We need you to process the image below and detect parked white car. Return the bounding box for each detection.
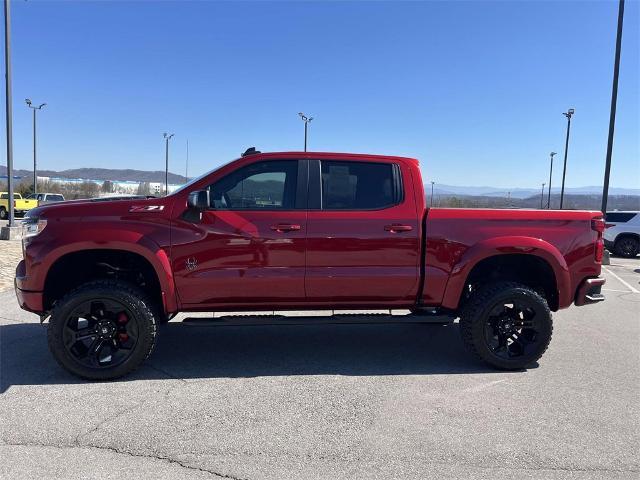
[26,193,65,204]
[604,211,640,258]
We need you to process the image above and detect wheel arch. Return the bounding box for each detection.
[441,236,570,311]
[614,231,640,243]
[41,241,177,314]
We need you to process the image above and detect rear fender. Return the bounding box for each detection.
[441,236,570,310]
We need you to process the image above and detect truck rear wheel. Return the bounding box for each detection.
[459,282,553,370]
[0,207,7,220]
[47,280,158,380]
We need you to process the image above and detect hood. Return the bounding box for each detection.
[27,196,171,219]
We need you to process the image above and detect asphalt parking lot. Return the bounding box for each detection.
[0,247,638,479]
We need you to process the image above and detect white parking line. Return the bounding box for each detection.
[603,267,640,294]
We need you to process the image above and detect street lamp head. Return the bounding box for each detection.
[550,152,557,157]
[39,103,46,109]
[25,98,31,106]
[568,108,575,115]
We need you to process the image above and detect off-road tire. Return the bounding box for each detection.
[614,236,640,258]
[48,280,158,380]
[459,281,553,370]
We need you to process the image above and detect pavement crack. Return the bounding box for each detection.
[74,400,145,445]
[0,441,249,479]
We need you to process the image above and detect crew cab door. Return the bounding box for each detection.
[305,159,421,304]
[171,159,307,308]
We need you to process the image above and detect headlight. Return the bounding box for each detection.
[22,217,47,241]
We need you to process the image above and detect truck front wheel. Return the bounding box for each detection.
[459,282,553,370]
[47,280,158,380]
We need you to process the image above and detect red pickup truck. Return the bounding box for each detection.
[15,150,606,379]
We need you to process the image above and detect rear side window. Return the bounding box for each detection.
[208,160,299,210]
[605,212,637,223]
[48,195,64,202]
[320,161,400,210]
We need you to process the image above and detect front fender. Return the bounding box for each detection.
[440,236,571,310]
[29,227,177,314]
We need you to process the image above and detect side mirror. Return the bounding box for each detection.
[187,190,209,211]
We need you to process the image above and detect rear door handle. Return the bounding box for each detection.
[270,223,301,232]
[384,224,413,233]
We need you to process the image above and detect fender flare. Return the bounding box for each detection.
[39,232,178,314]
[440,236,571,310]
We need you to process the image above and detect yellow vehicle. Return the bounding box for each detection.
[0,192,39,220]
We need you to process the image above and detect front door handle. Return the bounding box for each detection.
[384,224,413,233]
[270,223,301,232]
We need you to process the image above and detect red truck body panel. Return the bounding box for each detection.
[423,208,602,310]
[15,151,604,316]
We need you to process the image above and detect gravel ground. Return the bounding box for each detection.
[0,238,21,292]
[0,238,638,479]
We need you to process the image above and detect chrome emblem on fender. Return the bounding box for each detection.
[186,257,198,271]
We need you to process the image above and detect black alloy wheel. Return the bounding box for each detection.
[48,280,158,380]
[62,299,139,369]
[614,237,639,258]
[483,300,541,360]
[460,282,553,370]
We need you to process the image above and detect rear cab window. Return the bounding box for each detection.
[320,160,402,210]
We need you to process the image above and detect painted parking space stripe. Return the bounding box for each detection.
[603,267,640,294]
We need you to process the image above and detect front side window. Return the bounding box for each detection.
[321,161,397,210]
[208,160,298,210]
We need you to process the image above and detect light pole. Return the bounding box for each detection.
[298,112,313,152]
[601,0,625,215]
[430,181,435,207]
[3,0,15,228]
[559,108,575,209]
[540,183,546,209]
[163,133,174,195]
[547,152,556,209]
[25,99,46,195]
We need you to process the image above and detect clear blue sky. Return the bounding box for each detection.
[2,0,638,189]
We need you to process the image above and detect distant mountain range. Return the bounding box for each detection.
[0,165,637,197]
[0,166,188,185]
[428,183,640,199]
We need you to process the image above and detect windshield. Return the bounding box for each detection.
[170,160,233,195]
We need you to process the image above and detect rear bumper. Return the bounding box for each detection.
[575,277,606,306]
